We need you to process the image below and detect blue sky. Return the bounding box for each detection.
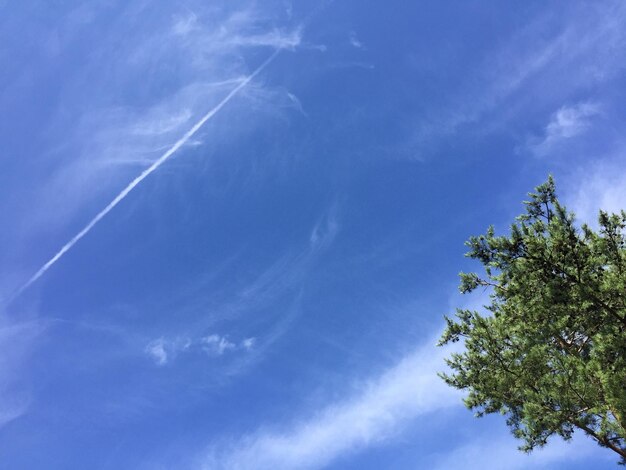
[1,1,626,468]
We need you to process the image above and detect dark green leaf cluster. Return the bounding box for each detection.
[439,176,626,464]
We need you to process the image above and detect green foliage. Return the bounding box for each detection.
[439,176,626,464]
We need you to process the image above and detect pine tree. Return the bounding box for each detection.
[439,176,626,463]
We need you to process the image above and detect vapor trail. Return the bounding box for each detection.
[11,49,280,302]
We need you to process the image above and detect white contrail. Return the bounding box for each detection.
[11,49,280,302]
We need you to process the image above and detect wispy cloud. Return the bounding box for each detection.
[565,155,626,225]
[544,103,600,140]
[145,334,256,366]
[286,91,307,116]
[241,337,256,350]
[145,336,193,366]
[431,431,610,470]
[1,1,304,299]
[527,102,601,157]
[142,207,339,370]
[0,315,45,428]
[230,28,302,50]
[130,108,194,137]
[309,205,340,250]
[201,334,461,470]
[202,334,236,356]
[172,8,302,51]
[349,31,363,49]
[145,338,171,365]
[11,40,284,302]
[406,2,626,155]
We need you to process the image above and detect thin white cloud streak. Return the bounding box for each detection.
[286,91,307,116]
[11,49,281,303]
[230,28,302,49]
[201,336,461,470]
[309,205,339,250]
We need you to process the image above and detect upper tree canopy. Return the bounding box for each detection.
[439,177,626,464]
